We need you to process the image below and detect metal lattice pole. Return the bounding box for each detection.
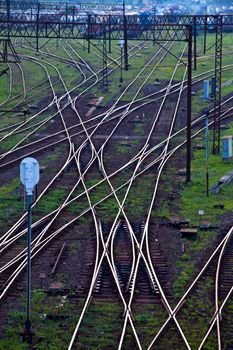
[6,0,10,39]
[87,14,91,54]
[123,2,128,70]
[193,16,197,70]
[204,15,207,54]
[102,26,108,90]
[108,14,111,53]
[212,16,223,154]
[36,2,40,52]
[186,25,193,183]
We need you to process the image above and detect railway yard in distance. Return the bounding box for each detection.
[1,3,233,350]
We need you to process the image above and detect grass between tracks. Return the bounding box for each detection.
[141,122,233,349]
[174,121,233,298]
[0,291,124,350]
[0,146,66,233]
[0,178,23,234]
[0,64,10,103]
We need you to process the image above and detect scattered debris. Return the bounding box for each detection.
[85,106,96,117]
[169,216,190,228]
[153,79,161,86]
[220,124,229,130]
[86,97,104,117]
[199,221,212,231]
[210,169,233,193]
[48,282,64,294]
[46,314,69,320]
[194,143,205,150]
[180,227,198,238]
[51,242,66,275]
[177,168,186,176]
[28,104,38,110]
[39,272,46,288]
[39,166,46,174]
[214,203,225,209]
[88,96,104,107]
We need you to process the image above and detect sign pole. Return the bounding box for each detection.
[205,110,209,197]
[25,192,32,336]
[20,157,40,343]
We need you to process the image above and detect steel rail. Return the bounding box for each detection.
[0,36,152,258]
[0,38,149,157]
[0,106,231,307]
[68,39,189,349]
[0,35,186,348]
[1,79,233,250]
[1,36,233,350]
[0,63,12,108]
[1,94,233,256]
[123,44,191,350]
[2,55,233,166]
[197,229,233,349]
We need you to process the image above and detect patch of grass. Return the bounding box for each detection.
[36,188,66,214]
[1,292,123,350]
[133,122,145,136]
[0,177,23,233]
[177,277,216,349]
[0,65,10,103]
[70,241,79,255]
[180,123,233,225]
[0,133,28,152]
[116,141,131,154]
[124,173,155,219]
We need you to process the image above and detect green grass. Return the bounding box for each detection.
[172,121,233,298]
[123,174,155,219]
[177,276,216,349]
[0,64,10,103]
[0,291,123,350]
[180,124,233,225]
[0,177,23,233]
[115,139,140,155]
[0,133,28,152]
[0,147,69,233]
[36,188,66,215]
[0,290,77,350]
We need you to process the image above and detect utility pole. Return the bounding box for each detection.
[212,15,223,155]
[6,0,10,39]
[102,25,108,90]
[193,16,197,70]
[186,25,192,183]
[205,110,209,196]
[123,1,129,70]
[87,14,91,54]
[108,14,111,54]
[119,39,124,85]
[36,2,40,52]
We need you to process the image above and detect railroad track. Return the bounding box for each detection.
[0,34,233,350]
[67,40,192,349]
